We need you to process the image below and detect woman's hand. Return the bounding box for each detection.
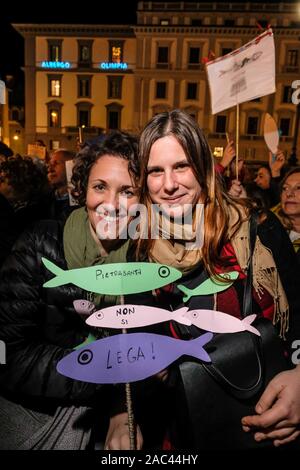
[104,412,143,450]
[241,366,300,446]
[228,179,247,199]
[220,140,236,169]
[269,150,285,178]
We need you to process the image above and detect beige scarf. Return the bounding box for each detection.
[150,205,289,337]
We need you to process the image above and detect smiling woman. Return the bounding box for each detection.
[123,109,300,450]
[86,156,138,246]
[0,131,143,450]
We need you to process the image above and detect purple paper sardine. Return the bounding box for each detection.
[57,332,213,384]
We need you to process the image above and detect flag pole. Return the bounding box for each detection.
[120,294,136,450]
[235,104,240,181]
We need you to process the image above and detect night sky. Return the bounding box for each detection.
[0,0,138,76]
[0,0,298,101]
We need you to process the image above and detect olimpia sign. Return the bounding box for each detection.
[100,62,128,70]
[41,61,71,69]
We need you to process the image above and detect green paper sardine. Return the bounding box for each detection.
[42,257,182,295]
[177,271,239,302]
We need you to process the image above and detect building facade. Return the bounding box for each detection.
[14,1,300,161]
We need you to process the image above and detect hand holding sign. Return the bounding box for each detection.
[268,149,285,177]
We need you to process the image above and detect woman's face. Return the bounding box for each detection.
[0,173,15,201]
[86,155,138,240]
[281,173,300,218]
[254,167,271,190]
[146,135,201,218]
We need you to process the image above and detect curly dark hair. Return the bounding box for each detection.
[0,155,49,202]
[71,131,140,206]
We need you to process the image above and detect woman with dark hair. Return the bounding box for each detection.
[125,109,300,450]
[0,131,142,450]
[253,150,285,209]
[0,155,50,266]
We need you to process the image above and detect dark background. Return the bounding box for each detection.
[0,0,139,76]
[0,0,297,103]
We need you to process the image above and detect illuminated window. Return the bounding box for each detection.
[109,41,124,64]
[47,101,62,128]
[112,46,121,63]
[51,80,61,97]
[50,110,59,127]
[50,140,60,150]
[48,40,62,62]
[48,75,62,97]
[213,147,224,158]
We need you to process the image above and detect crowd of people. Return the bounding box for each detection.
[0,110,300,450]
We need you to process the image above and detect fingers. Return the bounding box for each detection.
[255,376,284,414]
[254,425,298,443]
[228,180,246,198]
[104,422,143,450]
[274,429,300,447]
[242,404,288,430]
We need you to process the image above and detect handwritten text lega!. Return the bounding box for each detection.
[106,343,155,369]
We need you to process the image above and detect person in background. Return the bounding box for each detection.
[0,155,50,266]
[253,150,286,208]
[0,141,13,163]
[47,149,76,220]
[273,168,300,262]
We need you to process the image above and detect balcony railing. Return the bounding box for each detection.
[63,126,101,134]
[156,62,173,70]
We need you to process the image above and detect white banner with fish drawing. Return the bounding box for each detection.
[206,29,275,114]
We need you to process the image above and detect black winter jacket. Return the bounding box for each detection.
[0,219,114,409]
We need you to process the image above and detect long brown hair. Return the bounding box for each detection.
[137,109,249,275]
